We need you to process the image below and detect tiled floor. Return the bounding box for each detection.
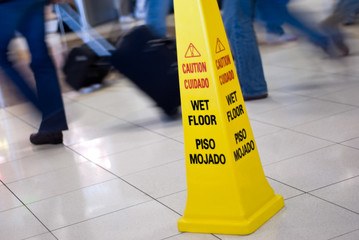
[1,2,359,240]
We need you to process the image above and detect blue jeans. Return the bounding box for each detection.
[0,0,68,133]
[255,0,291,35]
[222,0,268,97]
[331,0,359,22]
[145,0,173,38]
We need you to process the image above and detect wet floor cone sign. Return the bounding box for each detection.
[174,0,284,235]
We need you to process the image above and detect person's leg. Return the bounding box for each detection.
[222,0,268,99]
[145,0,172,38]
[262,0,327,47]
[320,0,356,55]
[18,0,68,135]
[119,0,133,15]
[118,0,135,22]
[345,0,359,24]
[0,1,41,109]
[334,0,359,22]
[256,0,285,35]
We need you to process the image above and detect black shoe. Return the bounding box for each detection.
[30,131,63,145]
[331,34,350,56]
[243,93,268,101]
[163,106,180,119]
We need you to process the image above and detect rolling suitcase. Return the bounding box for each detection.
[57,3,181,116]
[63,45,111,90]
[110,25,181,116]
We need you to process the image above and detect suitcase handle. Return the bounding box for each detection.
[146,39,177,53]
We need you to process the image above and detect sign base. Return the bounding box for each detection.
[178,194,283,235]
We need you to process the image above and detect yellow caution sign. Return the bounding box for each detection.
[174,0,284,235]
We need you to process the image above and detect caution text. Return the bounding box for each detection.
[216,55,231,70]
[188,115,217,126]
[190,153,226,164]
[233,140,255,161]
[191,99,209,111]
[182,62,207,74]
[234,128,247,144]
[184,78,209,89]
[225,91,238,106]
[227,104,244,122]
[219,70,234,85]
[195,138,215,149]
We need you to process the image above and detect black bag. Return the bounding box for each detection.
[63,44,112,91]
[110,25,181,117]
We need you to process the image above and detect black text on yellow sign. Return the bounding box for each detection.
[174,0,284,235]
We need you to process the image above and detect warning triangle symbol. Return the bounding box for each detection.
[185,43,201,58]
[215,38,225,53]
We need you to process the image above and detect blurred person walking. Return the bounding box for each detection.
[256,0,330,49]
[321,0,359,55]
[0,0,68,145]
[255,0,297,44]
[222,0,268,100]
[145,0,172,38]
[255,0,349,56]
[117,0,136,23]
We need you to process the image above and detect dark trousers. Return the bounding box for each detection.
[0,0,68,133]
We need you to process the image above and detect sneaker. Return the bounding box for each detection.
[30,131,63,145]
[266,33,297,44]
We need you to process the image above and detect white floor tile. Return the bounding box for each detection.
[158,191,187,216]
[123,160,187,198]
[262,65,327,91]
[264,145,359,192]
[0,148,87,183]
[75,84,154,118]
[0,109,12,120]
[52,200,180,240]
[342,138,359,149]
[252,99,354,128]
[28,179,152,230]
[126,114,184,138]
[267,178,304,200]
[0,117,35,145]
[255,129,332,165]
[92,138,185,177]
[64,102,119,129]
[331,230,359,240]
[0,185,22,212]
[249,120,282,139]
[217,194,359,240]
[5,102,36,116]
[7,161,115,204]
[294,108,359,143]
[0,139,31,163]
[244,91,308,116]
[274,73,359,98]
[318,83,359,107]
[62,119,133,146]
[25,233,57,240]
[0,207,48,240]
[311,176,359,213]
[69,125,166,160]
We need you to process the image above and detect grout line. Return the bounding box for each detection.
[0,180,59,240]
[308,192,359,216]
